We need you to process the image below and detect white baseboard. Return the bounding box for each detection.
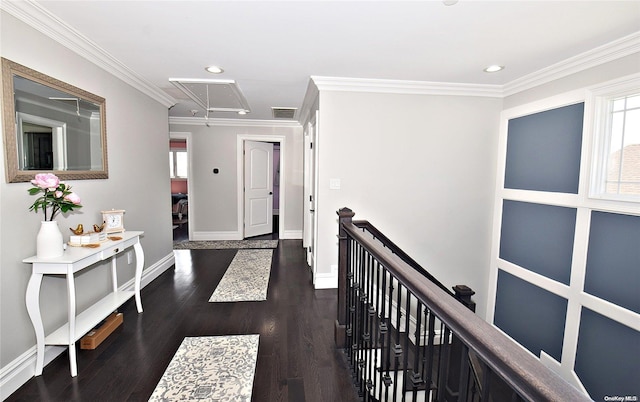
[281,230,302,239]
[0,345,64,401]
[314,272,337,289]
[192,231,242,240]
[0,251,175,400]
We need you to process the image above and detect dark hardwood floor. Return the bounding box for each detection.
[7,236,359,401]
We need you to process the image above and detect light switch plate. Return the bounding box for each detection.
[329,178,341,190]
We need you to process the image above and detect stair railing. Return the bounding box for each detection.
[335,208,589,402]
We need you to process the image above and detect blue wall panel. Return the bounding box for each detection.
[505,103,584,193]
[494,270,567,361]
[575,308,640,400]
[500,200,575,284]
[585,211,640,314]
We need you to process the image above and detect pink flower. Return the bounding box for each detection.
[64,192,82,205]
[30,173,59,190]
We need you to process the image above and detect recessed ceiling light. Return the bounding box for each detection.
[205,65,224,74]
[238,110,248,115]
[484,65,504,73]
[443,0,458,5]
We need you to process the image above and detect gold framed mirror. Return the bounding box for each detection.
[1,58,108,183]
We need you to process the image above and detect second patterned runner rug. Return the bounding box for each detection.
[209,249,273,302]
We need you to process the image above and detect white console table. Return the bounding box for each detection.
[23,231,144,377]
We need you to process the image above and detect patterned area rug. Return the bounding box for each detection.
[209,249,273,302]
[173,239,279,249]
[149,335,259,401]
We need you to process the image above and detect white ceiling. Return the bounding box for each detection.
[16,1,640,121]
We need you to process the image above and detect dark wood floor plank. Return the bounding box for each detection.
[7,239,359,402]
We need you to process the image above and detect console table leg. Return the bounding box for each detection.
[111,256,118,292]
[25,273,44,376]
[133,242,144,313]
[67,268,78,377]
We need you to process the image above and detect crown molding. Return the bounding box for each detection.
[311,76,504,98]
[311,32,640,100]
[169,116,302,128]
[1,0,176,108]
[503,31,640,97]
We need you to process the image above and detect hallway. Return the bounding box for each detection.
[7,241,358,401]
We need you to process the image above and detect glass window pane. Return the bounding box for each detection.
[626,94,640,109]
[176,151,188,177]
[606,100,640,196]
[169,152,175,178]
[612,97,626,112]
[623,109,640,146]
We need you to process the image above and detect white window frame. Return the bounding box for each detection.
[588,74,640,203]
[169,148,188,179]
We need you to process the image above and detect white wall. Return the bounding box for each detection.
[313,90,502,317]
[168,121,304,240]
[0,10,173,390]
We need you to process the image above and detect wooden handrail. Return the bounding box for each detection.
[337,208,590,402]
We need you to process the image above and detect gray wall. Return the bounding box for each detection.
[1,10,173,373]
[313,90,503,317]
[167,122,303,239]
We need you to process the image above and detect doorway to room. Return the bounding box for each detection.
[170,132,191,242]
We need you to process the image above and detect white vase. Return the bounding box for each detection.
[36,221,64,259]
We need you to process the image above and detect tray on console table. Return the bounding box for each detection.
[23,231,144,377]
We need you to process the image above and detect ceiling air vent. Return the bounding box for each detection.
[272,107,297,119]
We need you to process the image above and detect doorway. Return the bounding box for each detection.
[237,135,285,240]
[170,132,192,242]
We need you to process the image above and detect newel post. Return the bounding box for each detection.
[453,284,476,312]
[445,284,477,400]
[335,207,355,348]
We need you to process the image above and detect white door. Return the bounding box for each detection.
[244,141,273,238]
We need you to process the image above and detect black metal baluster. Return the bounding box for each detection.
[378,265,388,402]
[356,242,365,396]
[480,360,491,402]
[363,250,372,401]
[392,280,403,402]
[425,310,436,397]
[437,326,451,402]
[402,291,411,402]
[410,301,424,402]
[383,275,395,401]
[457,343,471,401]
[348,240,358,373]
[345,238,354,365]
[350,241,360,390]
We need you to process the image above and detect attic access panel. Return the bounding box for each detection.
[169,78,250,113]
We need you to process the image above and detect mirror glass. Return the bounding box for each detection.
[1,58,108,182]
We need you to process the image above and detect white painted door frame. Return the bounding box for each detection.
[303,117,319,268]
[169,131,193,240]
[243,140,274,238]
[237,134,286,239]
